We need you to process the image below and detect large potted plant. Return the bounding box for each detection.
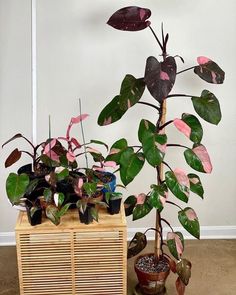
[3,113,118,226]
[98,6,225,294]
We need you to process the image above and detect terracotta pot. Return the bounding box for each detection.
[134,253,170,295]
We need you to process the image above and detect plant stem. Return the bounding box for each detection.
[177,66,196,75]
[79,99,88,169]
[159,120,173,130]
[21,150,34,159]
[166,94,192,99]
[162,161,173,172]
[149,26,163,51]
[137,101,160,112]
[166,200,182,211]
[167,144,189,149]
[161,218,174,232]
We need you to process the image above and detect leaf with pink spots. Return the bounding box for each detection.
[188,173,204,198]
[194,56,225,84]
[167,231,184,259]
[107,6,151,31]
[178,207,200,239]
[149,183,168,211]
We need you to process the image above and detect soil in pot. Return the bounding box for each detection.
[107,198,121,215]
[25,200,42,226]
[135,254,170,295]
[94,171,116,193]
[78,204,95,225]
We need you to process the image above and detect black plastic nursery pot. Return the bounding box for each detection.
[25,200,42,226]
[107,198,121,215]
[134,253,170,295]
[78,204,95,225]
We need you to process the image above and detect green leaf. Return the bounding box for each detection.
[90,139,108,151]
[57,203,71,218]
[167,232,184,260]
[83,182,97,196]
[191,90,221,125]
[176,258,192,286]
[188,174,204,198]
[43,188,53,203]
[119,75,145,111]
[6,173,30,205]
[128,232,147,259]
[184,145,212,173]
[133,203,152,221]
[138,119,156,143]
[56,168,69,182]
[105,138,128,163]
[46,205,60,225]
[5,148,22,168]
[124,195,137,216]
[165,170,189,203]
[120,148,145,186]
[194,57,225,84]
[57,192,65,208]
[149,184,168,211]
[178,207,200,239]
[25,178,40,196]
[40,154,59,167]
[98,95,125,126]
[90,207,98,222]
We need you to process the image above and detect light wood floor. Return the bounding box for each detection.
[0,240,235,294]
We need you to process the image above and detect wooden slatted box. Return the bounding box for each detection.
[15,206,127,295]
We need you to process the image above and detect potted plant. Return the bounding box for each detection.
[3,113,119,226]
[105,190,123,215]
[98,6,225,294]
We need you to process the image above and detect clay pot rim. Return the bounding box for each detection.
[134,253,170,276]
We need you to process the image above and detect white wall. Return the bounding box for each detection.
[0,0,236,238]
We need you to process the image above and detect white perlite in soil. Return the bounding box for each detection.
[136,255,169,273]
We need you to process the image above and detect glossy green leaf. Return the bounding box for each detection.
[40,154,59,167]
[188,173,204,198]
[178,207,200,239]
[83,182,97,196]
[138,119,156,143]
[5,148,22,168]
[56,168,69,182]
[176,258,192,286]
[124,195,137,216]
[57,203,71,218]
[167,232,184,260]
[149,184,168,211]
[57,192,65,208]
[43,188,53,203]
[120,148,145,186]
[119,75,145,111]
[46,205,60,225]
[133,202,152,221]
[6,173,30,205]
[98,95,125,126]
[194,57,225,84]
[105,138,128,163]
[184,144,212,173]
[191,90,221,125]
[165,170,189,203]
[25,178,40,196]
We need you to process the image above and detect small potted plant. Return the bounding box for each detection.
[105,190,123,215]
[98,6,225,294]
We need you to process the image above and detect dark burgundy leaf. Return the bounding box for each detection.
[176,277,186,295]
[169,259,177,273]
[127,232,147,258]
[107,6,151,31]
[2,133,23,148]
[176,258,192,285]
[144,56,177,102]
[5,148,22,168]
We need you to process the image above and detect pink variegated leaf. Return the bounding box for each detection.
[167,232,184,260]
[71,137,81,148]
[184,144,212,173]
[45,150,60,162]
[103,161,117,168]
[71,114,89,124]
[66,150,75,162]
[43,138,57,154]
[86,147,101,154]
[136,193,146,205]
[178,207,200,239]
[92,165,105,172]
[174,118,191,138]
[74,178,84,195]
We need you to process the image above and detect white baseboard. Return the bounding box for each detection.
[1,226,236,246]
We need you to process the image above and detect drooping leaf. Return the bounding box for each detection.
[107,6,151,31]
[98,95,125,126]
[83,182,97,196]
[2,133,24,148]
[5,148,22,168]
[176,276,186,295]
[133,202,152,221]
[66,114,89,139]
[144,56,177,102]
[119,75,145,111]
[6,173,30,205]
[194,56,225,84]
[184,144,212,173]
[165,169,190,203]
[120,148,145,186]
[174,113,203,143]
[127,232,147,259]
[188,173,204,198]
[46,205,60,225]
[178,207,200,239]
[149,184,168,211]
[124,195,137,216]
[176,258,192,285]
[25,178,40,196]
[105,138,128,163]
[167,232,184,260]
[90,139,108,151]
[191,90,221,125]
[169,259,177,273]
[57,203,71,218]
